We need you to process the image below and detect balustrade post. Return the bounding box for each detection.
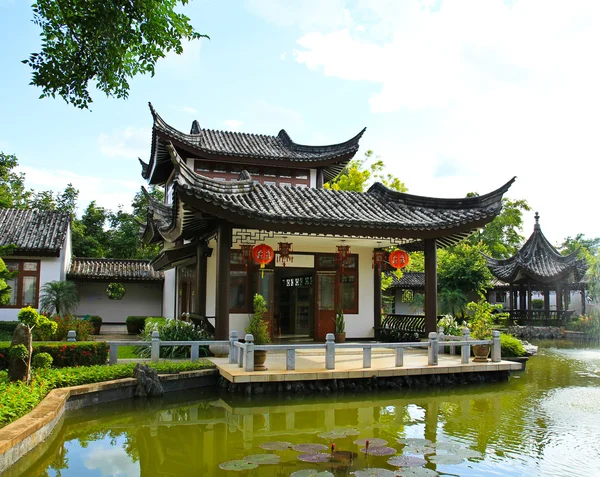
[492,330,501,362]
[438,327,445,354]
[395,347,404,367]
[363,346,372,368]
[244,334,255,372]
[325,333,335,370]
[229,330,238,364]
[151,331,160,363]
[237,342,244,368]
[191,343,199,362]
[109,343,118,365]
[428,332,439,366]
[461,328,470,364]
[286,348,296,371]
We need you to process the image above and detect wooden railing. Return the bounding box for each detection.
[374,314,445,341]
[506,310,574,327]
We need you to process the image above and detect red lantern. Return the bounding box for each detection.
[389,249,410,269]
[336,244,352,273]
[240,244,253,271]
[252,244,274,277]
[277,242,293,267]
[372,249,387,270]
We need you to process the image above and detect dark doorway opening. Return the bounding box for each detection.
[275,268,314,339]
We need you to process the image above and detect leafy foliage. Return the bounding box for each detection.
[9,344,28,362]
[572,311,600,338]
[39,281,80,315]
[138,319,212,358]
[334,311,345,333]
[499,334,526,358]
[438,243,494,298]
[42,314,93,341]
[559,233,600,259]
[24,0,207,109]
[32,352,53,369]
[246,294,271,345]
[325,150,407,192]
[465,197,531,259]
[466,300,506,340]
[0,360,214,428]
[0,341,108,369]
[18,306,58,338]
[0,258,17,306]
[126,316,148,334]
[437,315,465,337]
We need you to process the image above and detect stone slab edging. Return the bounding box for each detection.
[0,368,218,473]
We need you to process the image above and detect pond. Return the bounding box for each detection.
[11,341,600,477]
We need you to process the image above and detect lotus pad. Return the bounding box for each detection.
[290,471,333,477]
[428,454,465,465]
[243,454,280,464]
[259,441,292,451]
[351,469,399,477]
[353,438,388,447]
[398,468,439,477]
[297,453,331,463]
[387,455,427,467]
[454,448,483,459]
[360,446,396,456]
[404,445,435,455]
[433,441,462,452]
[218,460,259,471]
[397,438,432,447]
[319,430,349,440]
[293,443,329,453]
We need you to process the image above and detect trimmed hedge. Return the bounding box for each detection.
[126,316,147,334]
[0,341,109,370]
[0,322,19,335]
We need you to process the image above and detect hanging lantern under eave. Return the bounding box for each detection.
[336,244,352,273]
[277,242,293,267]
[240,244,253,271]
[389,249,410,269]
[252,243,274,278]
[372,248,387,271]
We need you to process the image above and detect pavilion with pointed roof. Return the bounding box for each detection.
[139,104,515,340]
[484,212,588,323]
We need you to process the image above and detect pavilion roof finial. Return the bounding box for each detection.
[534,211,540,230]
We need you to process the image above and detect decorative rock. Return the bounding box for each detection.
[8,323,31,382]
[133,363,164,397]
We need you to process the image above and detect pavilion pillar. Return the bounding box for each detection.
[196,240,208,317]
[509,285,514,312]
[215,223,232,340]
[424,239,438,334]
[373,263,382,331]
[544,286,550,318]
[564,287,570,311]
[556,284,562,313]
[527,282,532,320]
[519,286,526,311]
[581,286,586,315]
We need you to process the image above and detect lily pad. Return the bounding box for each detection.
[397,438,432,447]
[297,453,331,463]
[351,469,399,477]
[243,454,280,465]
[353,438,388,447]
[218,460,258,471]
[293,443,329,453]
[387,455,427,467]
[259,441,292,451]
[360,446,396,456]
[433,441,462,452]
[454,448,483,459]
[319,430,349,440]
[398,468,439,477]
[290,471,334,477]
[428,454,465,465]
[403,445,435,455]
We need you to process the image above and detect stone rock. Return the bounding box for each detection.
[134,364,164,397]
[8,324,31,382]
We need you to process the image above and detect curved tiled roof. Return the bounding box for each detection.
[387,271,509,289]
[68,258,164,281]
[142,143,514,247]
[0,208,70,256]
[144,103,364,184]
[484,213,588,284]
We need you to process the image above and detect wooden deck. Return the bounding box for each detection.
[209,348,521,384]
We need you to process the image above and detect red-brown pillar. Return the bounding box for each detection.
[556,284,562,313]
[196,240,208,317]
[424,239,438,334]
[544,286,550,318]
[374,264,382,331]
[215,223,231,340]
[581,286,586,315]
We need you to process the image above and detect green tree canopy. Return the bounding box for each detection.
[25,0,207,109]
[558,233,600,261]
[0,153,30,208]
[325,150,407,192]
[438,242,494,299]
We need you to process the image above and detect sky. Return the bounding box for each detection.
[0,0,599,248]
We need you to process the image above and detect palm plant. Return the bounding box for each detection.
[438,288,468,318]
[39,280,79,315]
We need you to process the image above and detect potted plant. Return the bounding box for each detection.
[89,315,102,335]
[467,300,506,362]
[245,294,271,371]
[334,310,346,343]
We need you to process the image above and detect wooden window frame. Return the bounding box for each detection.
[193,160,310,187]
[229,250,252,313]
[0,259,41,309]
[316,253,359,314]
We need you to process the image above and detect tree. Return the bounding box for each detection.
[24,0,207,109]
[0,258,17,306]
[559,234,600,261]
[0,153,30,208]
[72,201,109,257]
[39,280,80,315]
[325,150,407,192]
[466,197,531,259]
[438,243,494,300]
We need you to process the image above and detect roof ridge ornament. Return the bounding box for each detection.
[534,211,540,230]
[190,120,201,135]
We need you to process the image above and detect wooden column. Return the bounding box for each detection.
[215,223,232,340]
[527,282,532,320]
[581,286,586,315]
[509,285,514,312]
[556,284,562,313]
[196,240,208,317]
[373,264,382,330]
[519,286,526,311]
[424,239,438,334]
[564,287,570,311]
[544,286,550,318]
[316,169,324,188]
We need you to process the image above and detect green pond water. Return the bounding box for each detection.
[11,341,600,477]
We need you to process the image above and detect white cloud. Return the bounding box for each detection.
[84,443,139,477]
[183,106,198,114]
[249,100,305,132]
[280,52,287,60]
[159,38,203,71]
[223,119,244,131]
[97,127,150,159]
[245,0,349,31]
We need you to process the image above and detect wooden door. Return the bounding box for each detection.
[315,271,336,341]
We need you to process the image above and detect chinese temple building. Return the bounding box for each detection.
[484,212,589,322]
[139,104,514,340]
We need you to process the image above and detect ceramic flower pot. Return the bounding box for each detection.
[254,350,268,371]
[335,332,346,343]
[472,344,491,362]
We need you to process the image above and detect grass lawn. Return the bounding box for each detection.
[117,345,142,359]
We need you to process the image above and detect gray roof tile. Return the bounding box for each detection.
[0,208,70,255]
[68,258,164,281]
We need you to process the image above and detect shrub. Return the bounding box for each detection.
[44,315,92,341]
[39,280,79,315]
[0,322,19,337]
[32,352,53,369]
[0,341,109,369]
[9,344,28,361]
[89,315,102,335]
[126,316,147,334]
[245,294,270,345]
[466,300,507,340]
[531,299,544,310]
[138,319,212,359]
[437,314,466,336]
[500,334,526,358]
[573,312,600,337]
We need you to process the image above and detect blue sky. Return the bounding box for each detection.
[1,0,599,246]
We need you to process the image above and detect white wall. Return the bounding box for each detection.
[0,255,63,322]
[162,268,176,319]
[75,281,163,323]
